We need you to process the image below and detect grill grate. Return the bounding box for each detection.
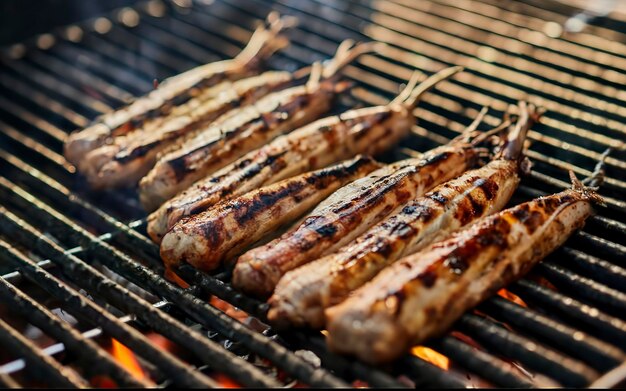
[0,0,625,387]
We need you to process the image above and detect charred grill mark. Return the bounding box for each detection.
[200,218,225,249]
[423,151,452,166]
[511,204,530,221]
[475,218,512,248]
[525,211,545,234]
[316,224,337,237]
[235,158,253,169]
[401,204,418,215]
[263,94,310,127]
[233,181,307,225]
[389,222,414,239]
[444,255,469,275]
[466,193,484,217]
[330,171,410,214]
[418,270,437,288]
[454,197,476,226]
[114,73,226,133]
[395,189,412,205]
[166,118,262,179]
[511,203,548,234]
[169,154,192,182]
[114,140,161,163]
[429,192,448,205]
[373,237,393,257]
[352,111,393,141]
[239,150,289,182]
[479,177,499,200]
[297,235,317,252]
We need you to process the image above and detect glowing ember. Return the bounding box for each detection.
[110,339,146,382]
[497,289,528,307]
[165,269,190,289]
[212,373,241,388]
[410,346,450,370]
[209,296,249,323]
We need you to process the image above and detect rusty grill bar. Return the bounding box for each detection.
[0,0,625,388]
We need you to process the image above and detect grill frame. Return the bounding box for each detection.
[0,0,625,388]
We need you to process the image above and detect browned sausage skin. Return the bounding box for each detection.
[146,66,462,243]
[326,165,605,364]
[269,102,543,328]
[160,156,381,273]
[64,12,295,165]
[140,40,379,207]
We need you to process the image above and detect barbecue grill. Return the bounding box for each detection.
[1,0,625,388]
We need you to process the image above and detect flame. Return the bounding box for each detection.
[209,296,249,323]
[165,269,190,289]
[212,373,241,388]
[410,346,450,370]
[498,289,527,307]
[110,339,146,382]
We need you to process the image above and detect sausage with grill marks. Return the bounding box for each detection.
[139,40,379,207]
[160,156,381,272]
[146,67,460,243]
[326,168,605,364]
[268,102,542,328]
[79,71,294,190]
[64,13,294,165]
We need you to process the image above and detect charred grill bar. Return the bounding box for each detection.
[0,0,625,388]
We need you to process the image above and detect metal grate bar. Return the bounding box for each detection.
[0,317,87,388]
[480,297,625,371]
[278,330,410,388]
[0,122,422,388]
[0,95,66,144]
[1,1,625,387]
[434,336,534,388]
[458,313,598,387]
[511,280,626,345]
[0,372,20,388]
[397,355,468,388]
[0,73,88,127]
[0,276,148,388]
[0,60,112,115]
[269,0,626,143]
[0,207,283,388]
[469,0,626,58]
[553,247,626,291]
[538,262,626,316]
[25,50,134,102]
[0,175,348,387]
[406,0,626,74]
[385,0,626,106]
[53,42,153,93]
[98,25,198,72]
[0,237,218,388]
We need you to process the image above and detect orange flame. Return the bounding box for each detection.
[212,373,241,388]
[410,346,450,370]
[110,339,146,382]
[498,289,527,307]
[165,269,190,289]
[210,296,249,323]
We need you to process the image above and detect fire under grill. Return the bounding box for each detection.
[0,0,625,388]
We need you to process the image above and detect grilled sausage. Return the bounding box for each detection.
[326,170,604,364]
[146,66,462,243]
[160,156,380,272]
[64,12,294,165]
[234,99,515,297]
[79,71,294,190]
[268,102,542,328]
[139,40,378,206]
